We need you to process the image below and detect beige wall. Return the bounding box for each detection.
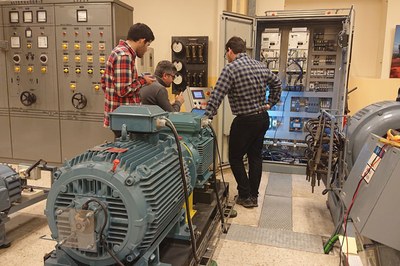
[122,0,223,86]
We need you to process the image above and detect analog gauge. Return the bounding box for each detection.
[37,10,47,23]
[23,11,33,23]
[173,73,183,85]
[77,10,88,22]
[10,11,19,23]
[173,60,183,72]
[37,36,48,48]
[171,41,183,54]
[25,28,32,38]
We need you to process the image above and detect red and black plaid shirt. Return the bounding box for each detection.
[101,40,146,127]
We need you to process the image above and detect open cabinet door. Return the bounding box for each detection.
[218,12,255,162]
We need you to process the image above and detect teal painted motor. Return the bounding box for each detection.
[45,105,213,266]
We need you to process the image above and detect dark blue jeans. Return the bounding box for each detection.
[229,112,269,199]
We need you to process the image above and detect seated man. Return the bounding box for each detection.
[140,60,184,112]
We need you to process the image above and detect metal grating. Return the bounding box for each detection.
[226,224,324,254]
[259,195,292,230]
[265,173,292,197]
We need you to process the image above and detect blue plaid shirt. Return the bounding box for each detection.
[205,53,281,118]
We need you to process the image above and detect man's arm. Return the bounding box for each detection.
[155,88,177,112]
[205,67,232,118]
[266,72,282,108]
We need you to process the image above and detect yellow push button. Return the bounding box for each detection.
[70,83,76,90]
[14,66,20,73]
[41,67,47,73]
[87,68,93,74]
[99,56,106,64]
[27,66,33,73]
[63,68,69,73]
[62,43,68,50]
[74,43,80,50]
[86,43,93,50]
[75,56,81,63]
[87,55,93,63]
[63,55,69,62]
[75,68,81,74]
[99,69,105,75]
[27,43,32,49]
[94,84,100,91]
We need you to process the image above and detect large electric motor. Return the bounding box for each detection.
[0,165,22,213]
[346,100,400,170]
[45,106,214,266]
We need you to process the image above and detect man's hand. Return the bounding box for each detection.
[143,74,156,85]
[175,92,184,104]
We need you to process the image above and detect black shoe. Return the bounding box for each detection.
[250,197,258,207]
[236,197,254,208]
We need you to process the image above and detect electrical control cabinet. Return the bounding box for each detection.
[220,9,354,165]
[0,0,133,163]
[0,7,13,158]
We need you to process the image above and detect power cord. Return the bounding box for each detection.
[164,117,201,264]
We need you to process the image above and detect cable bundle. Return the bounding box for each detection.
[304,115,345,192]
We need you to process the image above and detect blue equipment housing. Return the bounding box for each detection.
[44,105,214,266]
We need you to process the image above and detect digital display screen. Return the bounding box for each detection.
[192,90,205,99]
[191,108,206,116]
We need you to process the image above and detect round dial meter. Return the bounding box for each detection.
[171,41,184,54]
[173,60,183,72]
[173,73,183,85]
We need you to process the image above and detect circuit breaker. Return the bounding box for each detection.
[0,0,133,163]
[220,9,354,166]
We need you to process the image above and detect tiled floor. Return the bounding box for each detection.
[0,170,339,266]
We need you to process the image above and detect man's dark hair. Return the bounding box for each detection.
[127,23,155,43]
[155,60,177,78]
[225,36,246,54]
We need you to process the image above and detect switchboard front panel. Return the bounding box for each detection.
[0,0,133,163]
[0,7,13,158]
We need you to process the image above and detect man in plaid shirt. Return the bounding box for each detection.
[205,36,282,209]
[102,23,155,130]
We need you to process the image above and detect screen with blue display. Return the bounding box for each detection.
[191,108,206,116]
[192,90,205,99]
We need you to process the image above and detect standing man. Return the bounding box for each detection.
[205,36,282,208]
[140,60,184,112]
[102,23,155,129]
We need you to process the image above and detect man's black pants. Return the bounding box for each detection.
[229,112,269,199]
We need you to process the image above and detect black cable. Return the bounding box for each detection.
[82,198,124,266]
[208,124,227,233]
[165,118,200,264]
